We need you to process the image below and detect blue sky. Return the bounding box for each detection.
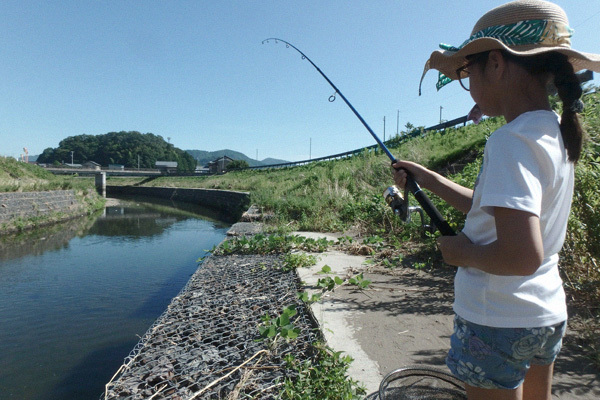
[1,1,599,162]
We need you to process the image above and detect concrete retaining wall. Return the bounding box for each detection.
[0,190,84,225]
[0,186,250,230]
[106,186,250,222]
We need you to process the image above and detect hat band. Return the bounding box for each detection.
[441,19,572,52]
[436,19,573,90]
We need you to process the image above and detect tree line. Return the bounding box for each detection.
[37,131,197,172]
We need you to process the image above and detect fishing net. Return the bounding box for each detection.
[103,253,320,400]
[375,366,467,400]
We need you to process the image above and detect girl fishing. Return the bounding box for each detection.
[393,1,600,399]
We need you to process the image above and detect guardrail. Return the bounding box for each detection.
[238,115,470,171]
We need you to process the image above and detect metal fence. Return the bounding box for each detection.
[238,115,469,172]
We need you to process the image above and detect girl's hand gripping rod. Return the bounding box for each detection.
[263,38,455,236]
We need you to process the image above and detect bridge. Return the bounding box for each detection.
[44,167,163,177]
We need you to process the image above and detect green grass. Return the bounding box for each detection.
[0,156,96,192]
[105,118,499,234]
[0,157,104,233]
[281,343,366,400]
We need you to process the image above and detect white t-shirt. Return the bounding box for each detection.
[455,110,573,328]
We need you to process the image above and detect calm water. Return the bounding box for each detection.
[0,197,230,399]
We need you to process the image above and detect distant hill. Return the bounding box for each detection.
[36,131,197,171]
[186,149,289,167]
[29,149,288,168]
[261,158,289,166]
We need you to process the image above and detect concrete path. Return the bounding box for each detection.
[294,232,382,393]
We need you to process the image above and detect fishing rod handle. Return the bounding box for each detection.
[406,177,456,236]
[394,163,456,236]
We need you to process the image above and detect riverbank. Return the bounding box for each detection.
[103,220,599,399]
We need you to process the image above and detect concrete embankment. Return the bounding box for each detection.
[0,190,89,233]
[107,186,250,222]
[0,186,250,232]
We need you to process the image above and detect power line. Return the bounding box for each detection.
[573,8,600,28]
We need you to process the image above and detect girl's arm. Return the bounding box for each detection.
[437,207,544,276]
[392,160,473,214]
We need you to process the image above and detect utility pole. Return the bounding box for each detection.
[440,106,444,124]
[71,151,74,165]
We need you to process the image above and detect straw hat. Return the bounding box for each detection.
[420,0,600,92]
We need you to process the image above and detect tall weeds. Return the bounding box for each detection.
[551,88,600,367]
[0,156,92,192]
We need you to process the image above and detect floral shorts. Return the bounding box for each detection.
[446,314,566,390]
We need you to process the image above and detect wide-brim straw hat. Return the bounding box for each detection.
[420,0,600,93]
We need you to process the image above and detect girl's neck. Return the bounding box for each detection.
[500,71,551,123]
[502,98,552,123]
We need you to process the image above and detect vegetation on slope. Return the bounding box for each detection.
[0,156,89,192]
[0,157,104,233]
[107,117,501,234]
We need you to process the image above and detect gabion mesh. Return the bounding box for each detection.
[103,254,320,400]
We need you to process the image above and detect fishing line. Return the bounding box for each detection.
[263,38,455,236]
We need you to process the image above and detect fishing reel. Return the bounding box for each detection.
[383,186,433,233]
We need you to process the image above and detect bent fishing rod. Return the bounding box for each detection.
[263,38,455,236]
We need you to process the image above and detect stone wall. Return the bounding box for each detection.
[0,190,85,226]
[106,186,250,222]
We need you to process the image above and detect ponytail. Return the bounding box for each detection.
[501,51,585,163]
[550,54,584,163]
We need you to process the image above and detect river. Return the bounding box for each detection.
[0,196,231,399]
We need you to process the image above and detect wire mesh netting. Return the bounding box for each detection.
[103,253,320,400]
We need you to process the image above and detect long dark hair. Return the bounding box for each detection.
[501,51,585,163]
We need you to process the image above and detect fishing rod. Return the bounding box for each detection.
[263,38,455,236]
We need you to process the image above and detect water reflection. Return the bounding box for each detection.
[0,196,231,400]
[91,196,226,238]
[0,213,98,262]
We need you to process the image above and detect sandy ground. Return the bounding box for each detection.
[295,231,600,400]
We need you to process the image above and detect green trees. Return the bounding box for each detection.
[226,159,249,171]
[37,131,196,172]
